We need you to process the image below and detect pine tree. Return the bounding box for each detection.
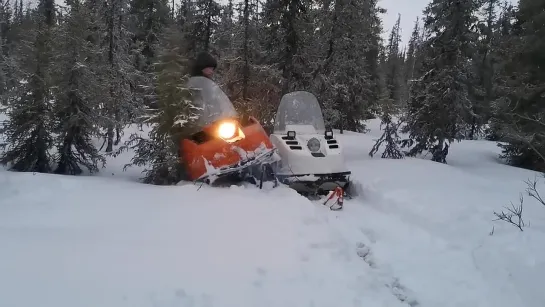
[14,0,23,24]
[213,0,235,55]
[261,0,310,95]
[176,0,197,55]
[361,0,384,120]
[467,0,502,140]
[491,0,545,171]
[311,0,384,133]
[240,0,251,100]
[485,1,515,141]
[400,17,421,110]
[384,13,403,106]
[128,0,171,72]
[0,0,56,172]
[120,23,198,184]
[0,0,13,97]
[218,0,254,101]
[401,0,480,163]
[103,0,145,152]
[370,49,403,159]
[50,0,107,175]
[179,0,221,57]
[213,0,283,131]
[403,17,423,94]
[219,0,282,124]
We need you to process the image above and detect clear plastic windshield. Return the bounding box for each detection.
[186,76,238,127]
[273,91,326,134]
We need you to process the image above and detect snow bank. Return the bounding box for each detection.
[1,117,544,307]
[333,120,545,307]
[0,171,412,307]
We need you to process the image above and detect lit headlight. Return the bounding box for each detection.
[307,138,320,152]
[218,122,237,139]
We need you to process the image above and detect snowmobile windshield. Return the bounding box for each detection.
[273,91,326,134]
[186,76,238,127]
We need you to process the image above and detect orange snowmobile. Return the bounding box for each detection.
[179,76,279,187]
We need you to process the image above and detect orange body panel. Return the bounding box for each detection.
[180,118,274,181]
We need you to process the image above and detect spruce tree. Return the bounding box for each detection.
[219,0,281,123]
[401,0,480,163]
[261,0,310,95]
[0,0,12,96]
[311,0,384,133]
[103,0,145,152]
[128,0,171,72]
[485,1,514,141]
[120,23,198,184]
[214,0,235,55]
[491,0,545,170]
[384,13,403,106]
[176,0,221,57]
[465,0,503,140]
[370,49,404,159]
[0,0,56,172]
[402,17,424,107]
[50,0,106,175]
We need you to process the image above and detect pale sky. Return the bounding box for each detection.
[379,0,517,47]
[378,0,427,47]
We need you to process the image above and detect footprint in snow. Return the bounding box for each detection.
[359,227,378,243]
[253,267,268,288]
[355,242,419,307]
[388,278,419,307]
[356,242,376,268]
[174,289,195,307]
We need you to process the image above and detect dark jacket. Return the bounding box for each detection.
[190,52,217,78]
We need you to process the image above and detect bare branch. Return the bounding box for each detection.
[525,176,545,207]
[493,193,526,231]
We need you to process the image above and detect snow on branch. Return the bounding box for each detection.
[369,119,404,159]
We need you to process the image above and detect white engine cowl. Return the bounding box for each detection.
[270,131,350,177]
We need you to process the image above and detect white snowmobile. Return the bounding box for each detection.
[269,91,351,207]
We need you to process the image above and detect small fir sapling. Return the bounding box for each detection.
[115,24,200,185]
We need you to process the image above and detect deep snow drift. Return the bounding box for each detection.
[1,117,544,307]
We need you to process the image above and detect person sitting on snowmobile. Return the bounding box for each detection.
[175,52,218,173]
[190,52,217,79]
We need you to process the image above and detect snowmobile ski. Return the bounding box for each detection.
[277,172,351,197]
[323,186,344,210]
[193,148,279,189]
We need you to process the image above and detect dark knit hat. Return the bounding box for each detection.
[191,52,217,77]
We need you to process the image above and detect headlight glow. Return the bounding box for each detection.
[307,138,321,152]
[218,122,237,139]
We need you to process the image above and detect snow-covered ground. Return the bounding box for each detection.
[1,116,545,307]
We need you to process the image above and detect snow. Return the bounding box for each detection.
[1,116,545,307]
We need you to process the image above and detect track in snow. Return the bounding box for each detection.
[231,177,422,306]
[309,191,420,307]
[202,181,422,306]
